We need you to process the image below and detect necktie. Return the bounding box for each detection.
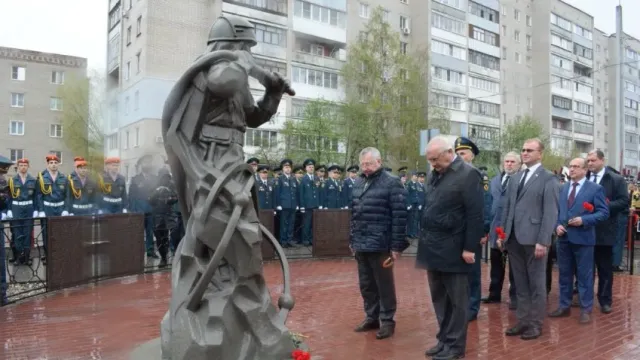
[568,182,578,208]
[502,175,510,192]
[592,174,598,183]
[516,169,529,196]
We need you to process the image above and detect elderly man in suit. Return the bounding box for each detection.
[483,151,520,308]
[419,136,484,360]
[498,138,558,341]
[550,157,609,324]
[585,149,628,313]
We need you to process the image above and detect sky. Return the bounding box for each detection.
[0,0,638,73]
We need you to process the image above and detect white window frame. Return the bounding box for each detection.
[359,3,369,18]
[50,97,63,111]
[49,124,63,138]
[134,127,140,147]
[11,66,26,81]
[51,71,65,85]
[9,120,24,136]
[11,93,24,107]
[10,149,24,163]
[49,151,63,164]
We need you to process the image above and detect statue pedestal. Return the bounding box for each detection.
[129,338,164,360]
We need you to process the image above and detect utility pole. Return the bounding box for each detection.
[615,5,624,172]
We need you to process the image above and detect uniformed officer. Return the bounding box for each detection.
[341,165,359,209]
[454,136,492,322]
[315,164,326,184]
[293,165,304,244]
[150,168,178,267]
[247,157,259,182]
[98,157,128,214]
[255,164,274,210]
[129,156,159,258]
[398,167,408,186]
[0,156,11,304]
[406,171,421,239]
[7,158,38,266]
[322,164,343,209]
[274,159,298,247]
[272,165,282,178]
[293,165,304,181]
[66,157,98,216]
[299,158,320,246]
[417,172,426,185]
[36,154,70,264]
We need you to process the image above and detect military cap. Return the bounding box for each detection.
[454,136,480,156]
[257,164,270,172]
[293,165,303,173]
[0,155,12,167]
[105,156,121,165]
[273,165,282,172]
[478,166,488,171]
[347,165,359,173]
[316,164,326,172]
[280,158,293,168]
[327,164,343,172]
[397,166,408,174]
[417,172,426,177]
[303,158,316,167]
[246,157,259,165]
[17,158,30,165]
[45,154,60,163]
[383,167,392,172]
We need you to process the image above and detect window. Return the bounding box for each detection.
[254,57,287,75]
[526,35,532,48]
[514,9,520,21]
[135,127,140,146]
[124,131,130,149]
[551,75,571,90]
[10,149,24,163]
[550,13,572,31]
[431,66,465,84]
[575,82,592,95]
[470,25,499,46]
[431,40,466,60]
[50,97,63,111]
[49,124,63,138]
[468,50,499,70]
[468,1,498,23]
[502,47,506,60]
[625,98,639,110]
[359,3,369,18]
[11,66,25,81]
[574,24,592,40]
[625,115,638,128]
[501,5,506,15]
[51,71,65,84]
[400,16,409,30]
[431,93,464,110]
[400,0,408,4]
[551,34,571,51]
[470,76,499,92]
[134,90,140,110]
[9,120,24,136]
[433,0,463,10]
[245,129,279,149]
[137,16,142,36]
[125,96,130,115]
[432,12,464,35]
[291,100,308,118]
[626,47,639,60]
[574,121,593,135]
[574,101,593,115]
[108,134,118,150]
[514,30,520,43]
[400,42,407,54]
[515,52,521,63]
[501,25,506,36]
[125,61,130,80]
[291,66,339,89]
[625,132,639,145]
[552,95,571,110]
[49,151,62,164]
[625,150,638,160]
[470,100,500,118]
[232,0,288,14]
[551,54,572,70]
[469,124,498,140]
[526,15,532,26]
[127,26,132,45]
[254,23,287,47]
[626,81,638,93]
[136,52,141,74]
[11,93,24,107]
[574,43,592,59]
[293,1,346,28]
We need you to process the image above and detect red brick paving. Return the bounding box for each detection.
[2,258,640,360]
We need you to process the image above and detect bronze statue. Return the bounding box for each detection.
[160,15,298,359]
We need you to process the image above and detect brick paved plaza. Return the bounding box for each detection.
[2,258,640,360]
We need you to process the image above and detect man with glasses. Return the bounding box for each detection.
[498,138,559,341]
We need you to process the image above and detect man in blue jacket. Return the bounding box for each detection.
[350,147,408,340]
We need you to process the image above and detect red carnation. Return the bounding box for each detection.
[634,214,639,224]
[495,226,506,240]
[583,202,594,212]
[292,349,311,360]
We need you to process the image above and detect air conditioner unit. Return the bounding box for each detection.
[155,136,163,143]
[402,28,411,35]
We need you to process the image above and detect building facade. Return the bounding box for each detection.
[0,46,87,174]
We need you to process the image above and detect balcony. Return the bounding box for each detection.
[468,63,499,79]
[293,17,346,44]
[253,42,287,60]
[573,132,593,142]
[551,106,572,120]
[574,112,594,123]
[432,80,466,95]
[550,45,574,60]
[468,113,500,127]
[552,128,572,137]
[293,51,344,70]
[625,124,639,133]
[222,0,288,25]
[575,54,593,67]
[109,0,120,11]
[551,25,573,40]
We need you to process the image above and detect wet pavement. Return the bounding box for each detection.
[3,259,640,360]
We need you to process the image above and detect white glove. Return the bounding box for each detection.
[61,211,69,216]
[32,211,39,218]
[407,206,412,210]
[7,210,13,219]
[98,210,104,215]
[276,206,282,211]
[418,205,422,210]
[343,206,349,209]
[300,209,305,213]
[1,213,6,221]
[273,211,277,215]
[296,206,299,210]
[38,212,46,218]
[69,213,75,216]
[319,206,323,209]
[122,209,128,213]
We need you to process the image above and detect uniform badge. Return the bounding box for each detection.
[28,189,34,195]
[268,186,272,191]
[484,184,489,191]
[59,184,65,190]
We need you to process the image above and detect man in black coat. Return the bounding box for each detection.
[150,168,179,267]
[586,150,628,314]
[418,136,484,360]
[350,147,408,340]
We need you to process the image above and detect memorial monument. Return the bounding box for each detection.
[150,15,300,359]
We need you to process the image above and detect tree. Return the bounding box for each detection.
[340,6,450,168]
[57,70,105,173]
[279,99,346,166]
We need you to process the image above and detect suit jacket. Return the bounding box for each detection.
[557,179,609,246]
[500,164,559,246]
[586,167,629,246]
[416,156,484,273]
[488,173,506,248]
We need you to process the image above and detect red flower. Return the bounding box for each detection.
[495,226,506,240]
[292,349,311,360]
[634,214,639,224]
[583,202,594,212]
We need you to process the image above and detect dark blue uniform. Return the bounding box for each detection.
[341,177,356,208]
[299,159,320,246]
[255,177,275,209]
[37,170,68,258]
[406,179,421,238]
[8,173,37,264]
[66,172,98,216]
[98,172,128,214]
[274,167,298,247]
[322,178,342,209]
[128,172,158,255]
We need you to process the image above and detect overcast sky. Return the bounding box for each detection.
[0,0,638,72]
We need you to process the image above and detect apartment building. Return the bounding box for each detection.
[0,46,87,174]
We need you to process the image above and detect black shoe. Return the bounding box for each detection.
[601,305,612,314]
[147,252,160,259]
[375,323,395,339]
[579,312,591,324]
[354,319,379,332]
[433,351,465,360]
[548,308,571,318]
[505,323,528,337]
[481,296,501,304]
[613,266,624,273]
[425,343,445,357]
[158,258,168,268]
[520,327,541,340]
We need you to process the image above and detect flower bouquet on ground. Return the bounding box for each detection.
[290,332,311,360]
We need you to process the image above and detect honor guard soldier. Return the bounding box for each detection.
[454,136,492,322]
[398,167,408,186]
[341,165,359,209]
[299,158,321,246]
[293,165,304,182]
[274,159,298,248]
[150,168,178,267]
[406,171,421,239]
[247,157,259,181]
[417,171,426,185]
[322,164,343,209]
[98,157,128,214]
[0,156,10,304]
[66,157,98,216]
[292,164,304,244]
[272,165,282,178]
[255,164,274,210]
[315,164,327,183]
[37,154,70,264]
[7,159,38,265]
[129,156,159,258]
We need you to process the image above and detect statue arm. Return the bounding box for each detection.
[206,60,249,99]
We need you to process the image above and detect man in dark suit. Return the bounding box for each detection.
[585,150,628,313]
[498,138,558,341]
[419,136,484,360]
[550,157,609,324]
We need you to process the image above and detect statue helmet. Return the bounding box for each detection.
[207,15,257,47]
